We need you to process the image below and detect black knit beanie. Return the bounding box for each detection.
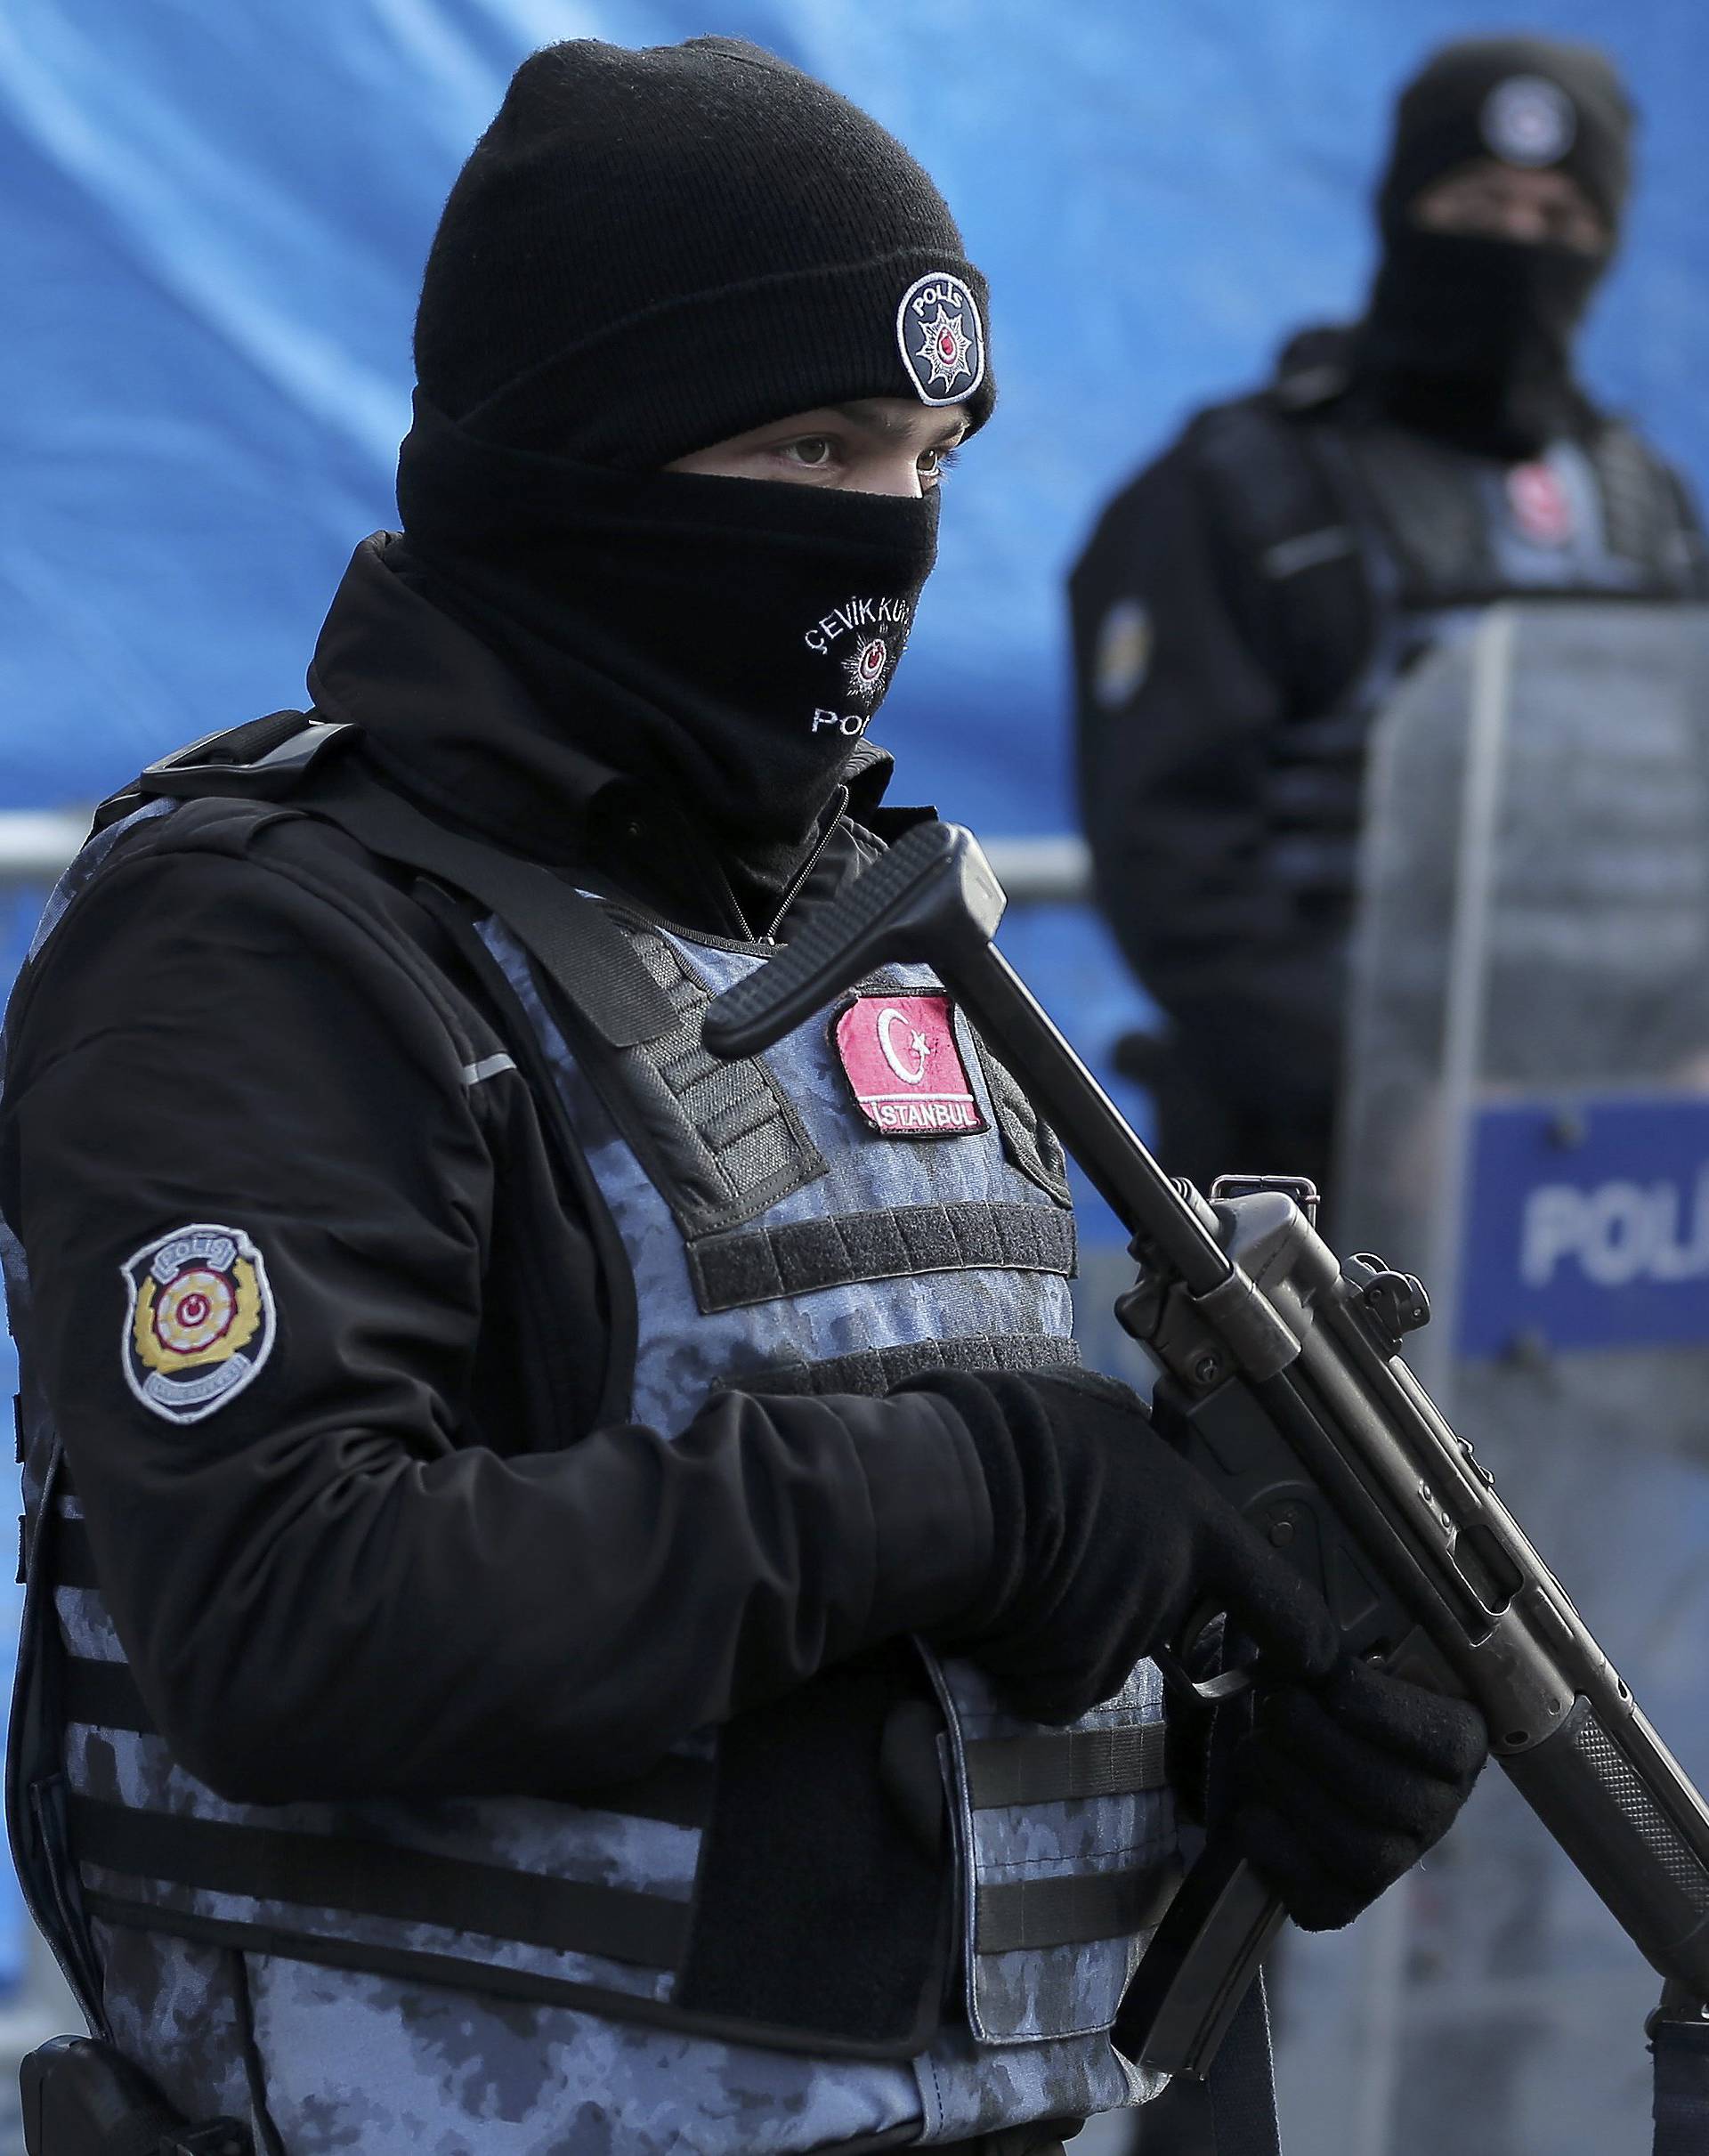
[1378,35,1633,239]
[412,36,993,466]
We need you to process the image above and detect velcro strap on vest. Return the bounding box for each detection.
[603,922,829,1235]
[734,1332,1081,1399]
[964,1723,1167,1810]
[976,1859,1181,1954]
[688,1201,1077,1315]
[967,1035,1073,1208]
[70,1796,690,1970]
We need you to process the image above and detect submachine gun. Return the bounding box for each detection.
[701,819,1709,2094]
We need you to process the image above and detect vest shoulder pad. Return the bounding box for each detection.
[1588,419,1709,594]
[94,711,358,832]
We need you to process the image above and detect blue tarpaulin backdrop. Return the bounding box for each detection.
[4,0,1707,824]
[4,0,1708,1123]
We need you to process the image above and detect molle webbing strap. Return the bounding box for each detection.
[976,1860,1180,1956]
[968,1036,1073,1207]
[69,1795,691,1969]
[687,1201,1076,1315]
[733,1331,1081,1399]
[963,1723,1168,1811]
[299,773,679,1051]
[601,918,828,1235]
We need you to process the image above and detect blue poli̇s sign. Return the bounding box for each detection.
[1457,1095,1709,1360]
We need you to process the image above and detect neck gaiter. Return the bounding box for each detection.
[392,397,939,872]
[1357,229,1606,458]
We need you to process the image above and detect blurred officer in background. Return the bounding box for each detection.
[1070,35,1708,1203]
[0,36,1484,2156]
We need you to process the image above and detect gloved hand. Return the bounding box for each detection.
[895,1365,1340,1722]
[1227,1656,1488,1930]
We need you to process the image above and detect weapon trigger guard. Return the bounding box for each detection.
[1155,1598,1251,1704]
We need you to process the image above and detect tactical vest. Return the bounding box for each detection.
[1189,393,1709,912]
[5,734,1178,2152]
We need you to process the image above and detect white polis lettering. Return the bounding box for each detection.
[811,709,871,736]
[1519,1168,1709,1289]
[152,1229,237,1284]
[803,595,911,656]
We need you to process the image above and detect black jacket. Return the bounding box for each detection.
[0,536,994,1808]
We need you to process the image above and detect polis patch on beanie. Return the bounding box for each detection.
[412,36,994,466]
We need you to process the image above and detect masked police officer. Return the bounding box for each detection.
[1070,35,1708,1203]
[1,39,1484,2156]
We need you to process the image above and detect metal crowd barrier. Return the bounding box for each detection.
[0,815,91,888]
[0,815,1094,905]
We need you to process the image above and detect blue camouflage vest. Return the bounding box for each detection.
[6,794,1178,2153]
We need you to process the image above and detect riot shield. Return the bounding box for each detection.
[1275,603,1709,2156]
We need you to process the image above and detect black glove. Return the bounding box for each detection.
[1227,1656,1488,1930]
[897,1365,1340,1722]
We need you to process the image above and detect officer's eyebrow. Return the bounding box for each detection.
[828,399,969,445]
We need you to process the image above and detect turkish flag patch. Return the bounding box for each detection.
[1507,460,1574,547]
[833,993,988,1138]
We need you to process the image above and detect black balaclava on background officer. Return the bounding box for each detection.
[389,37,993,920]
[1356,36,1632,459]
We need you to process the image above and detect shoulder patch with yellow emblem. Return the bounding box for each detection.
[1093,597,1153,710]
[121,1223,275,1424]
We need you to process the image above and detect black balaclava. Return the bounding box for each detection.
[1356,36,1633,458]
[391,36,993,923]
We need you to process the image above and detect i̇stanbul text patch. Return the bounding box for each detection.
[835,993,988,1137]
[122,1222,276,1424]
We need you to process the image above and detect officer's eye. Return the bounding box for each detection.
[782,436,838,470]
[918,444,961,488]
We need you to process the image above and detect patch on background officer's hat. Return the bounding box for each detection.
[1481,76,1576,168]
[122,1222,276,1424]
[896,272,985,408]
[1093,598,1153,710]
